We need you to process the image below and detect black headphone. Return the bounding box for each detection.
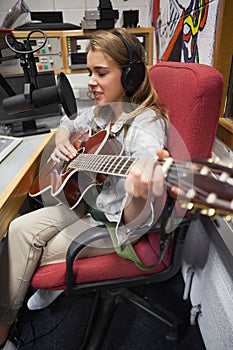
[112,31,146,96]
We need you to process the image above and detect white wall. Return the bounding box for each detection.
[0,0,154,93]
[0,0,153,29]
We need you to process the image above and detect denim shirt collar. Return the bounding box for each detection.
[93,111,129,134]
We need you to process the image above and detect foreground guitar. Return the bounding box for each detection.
[29,130,233,219]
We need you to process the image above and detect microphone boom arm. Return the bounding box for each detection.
[1,30,77,119]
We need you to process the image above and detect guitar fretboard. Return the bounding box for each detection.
[69,154,138,177]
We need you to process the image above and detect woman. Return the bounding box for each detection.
[0,28,168,349]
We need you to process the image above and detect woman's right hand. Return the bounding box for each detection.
[51,129,77,162]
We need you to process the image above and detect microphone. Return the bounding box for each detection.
[2,72,77,118]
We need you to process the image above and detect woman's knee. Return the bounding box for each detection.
[8,214,45,249]
[8,215,27,237]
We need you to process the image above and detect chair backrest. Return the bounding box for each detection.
[148,62,223,160]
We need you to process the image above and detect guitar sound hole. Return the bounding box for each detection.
[61,161,70,174]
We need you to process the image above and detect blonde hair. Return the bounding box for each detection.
[87,28,168,122]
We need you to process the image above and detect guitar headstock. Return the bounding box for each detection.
[166,158,233,221]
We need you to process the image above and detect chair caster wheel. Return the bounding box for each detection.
[165,328,178,341]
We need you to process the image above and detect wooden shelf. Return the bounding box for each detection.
[217,118,233,149]
[11,27,154,75]
[61,27,154,74]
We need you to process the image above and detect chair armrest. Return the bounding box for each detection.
[65,196,191,295]
[66,225,110,293]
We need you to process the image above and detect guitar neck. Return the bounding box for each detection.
[69,153,139,177]
[69,153,233,218]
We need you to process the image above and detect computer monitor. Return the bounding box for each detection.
[30,11,63,23]
[0,71,63,136]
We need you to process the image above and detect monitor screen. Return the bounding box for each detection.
[0,71,63,136]
[30,11,63,23]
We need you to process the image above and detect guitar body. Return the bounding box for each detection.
[29,130,123,214]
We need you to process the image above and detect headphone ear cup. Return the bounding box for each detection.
[112,31,146,96]
[121,61,145,96]
[121,65,134,94]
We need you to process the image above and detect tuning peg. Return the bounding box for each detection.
[200,165,210,175]
[213,156,220,164]
[219,171,230,182]
[206,193,217,204]
[180,201,194,210]
[187,202,195,211]
[200,208,216,217]
[224,214,232,222]
[186,189,196,199]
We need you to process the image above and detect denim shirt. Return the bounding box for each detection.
[59,105,167,244]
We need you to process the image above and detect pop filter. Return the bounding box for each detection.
[57,72,77,118]
[2,72,77,119]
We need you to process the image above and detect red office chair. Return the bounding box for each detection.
[30,62,223,349]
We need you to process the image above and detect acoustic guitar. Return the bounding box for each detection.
[29,130,233,220]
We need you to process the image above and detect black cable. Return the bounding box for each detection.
[14,296,74,349]
[5,30,47,55]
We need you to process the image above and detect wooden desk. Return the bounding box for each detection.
[0,132,54,241]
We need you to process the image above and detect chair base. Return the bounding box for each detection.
[79,287,179,350]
